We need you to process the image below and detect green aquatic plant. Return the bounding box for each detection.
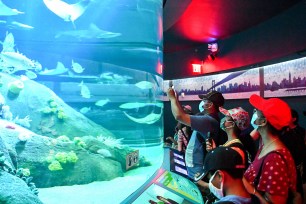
[41,97,67,121]
[46,155,54,163]
[42,107,52,114]
[0,152,39,195]
[46,151,78,171]
[56,135,70,142]
[73,137,86,148]
[67,151,78,163]
[48,160,63,171]
[49,101,58,108]
[57,110,67,120]
[55,152,68,164]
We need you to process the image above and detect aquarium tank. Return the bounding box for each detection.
[0,0,163,203]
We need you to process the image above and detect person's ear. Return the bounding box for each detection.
[216,170,224,182]
[261,118,267,126]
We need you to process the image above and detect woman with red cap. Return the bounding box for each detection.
[243,94,300,204]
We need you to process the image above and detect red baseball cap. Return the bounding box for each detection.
[249,94,291,130]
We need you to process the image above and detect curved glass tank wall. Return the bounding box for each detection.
[0,0,163,203]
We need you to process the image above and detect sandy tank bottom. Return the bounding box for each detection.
[38,145,164,204]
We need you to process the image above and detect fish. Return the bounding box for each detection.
[95,99,110,107]
[25,71,37,80]
[1,51,36,73]
[99,72,132,84]
[39,62,68,75]
[135,81,154,89]
[0,20,34,30]
[0,0,24,16]
[123,110,163,125]
[71,60,84,73]
[0,32,15,52]
[78,80,91,99]
[43,0,91,25]
[119,102,163,109]
[79,106,91,114]
[55,23,121,40]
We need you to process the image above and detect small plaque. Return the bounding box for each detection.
[126,150,139,170]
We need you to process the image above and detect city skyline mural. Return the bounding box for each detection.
[263,57,306,98]
[163,68,260,101]
[163,56,306,101]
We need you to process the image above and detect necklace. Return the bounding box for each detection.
[259,137,279,155]
[222,139,242,147]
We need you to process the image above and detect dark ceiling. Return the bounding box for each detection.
[163,0,302,53]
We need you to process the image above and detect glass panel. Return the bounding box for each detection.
[0,0,163,203]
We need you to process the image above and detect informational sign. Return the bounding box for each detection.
[156,171,203,204]
[126,150,139,170]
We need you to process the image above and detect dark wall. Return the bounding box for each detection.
[164,96,306,139]
[163,1,306,80]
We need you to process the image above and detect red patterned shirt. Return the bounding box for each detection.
[244,146,296,196]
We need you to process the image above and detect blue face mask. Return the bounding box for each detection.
[199,101,204,112]
[251,112,258,130]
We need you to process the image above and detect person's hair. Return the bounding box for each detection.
[209,168,244,180]
[233,123,242,136]
[224,168,245,179]
[266,122,286,136]
[291,109,299,125]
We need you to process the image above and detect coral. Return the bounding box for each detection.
[56,135,70,142]
[2,105,13,121]
[48,161,63,171]
[41,97,67,121]
[8,80,24,95]
[57,110,67,120]
[42,107,52,114]
[37,116,57,136]
[46,155,54,163]
[96,149,112,158]
[73,137,86,148]
[67,151,78,163]
[21,168,31,176]
[18,132,32,142]
[0,152,39,195]
[49,101,58,108]
[55,152,68,164]
[13,115,32,128]
[97,135,125,149]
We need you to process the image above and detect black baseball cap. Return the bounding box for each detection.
[198,90,224,108]
[202,146,246,180]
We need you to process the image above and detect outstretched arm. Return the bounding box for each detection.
[167,87,191,126]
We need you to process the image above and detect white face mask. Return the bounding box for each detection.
[208,171,224,199]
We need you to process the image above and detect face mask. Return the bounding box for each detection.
[251,112,258,130]
[202,100,213,110]
[199,101,204,112]
[208,171,224,199]
[220,117,235,131]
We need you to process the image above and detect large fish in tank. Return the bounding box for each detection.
[43,0,92,27]
[0,0,24,16]
[55,23,122,40]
